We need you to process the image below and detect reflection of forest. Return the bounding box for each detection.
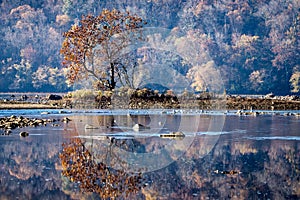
[142,136,300,199]
[141,115,300,199]
[0,115,299,199]
[0,128,68,199]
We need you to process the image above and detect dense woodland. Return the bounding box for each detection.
[0,0,299,94]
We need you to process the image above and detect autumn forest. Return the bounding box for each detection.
[0,0,299,95]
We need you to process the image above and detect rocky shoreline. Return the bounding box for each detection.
[226,95,300,110]
[0,115,71,136]
[1,94,300,110]
[0,89,300,111]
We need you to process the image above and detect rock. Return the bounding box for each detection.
[132,124,150,132]
[19,131,29,137]
[41,111,49,115]
[5,129,12,135]
[265,93,275,99]
[21,95,28,101]
[48,94,63,100]
[283,112,291,116]
[160,131,185,138]
[35,119,44,124]
[58,110,67,114]
[10,115,16,119]
[62,117,71,123]
[0,116,63,132]
[252,112,259,116]
[85,124,99,129]
[48,119,56,122]
[236,110,242,115]
[17,116,24,120]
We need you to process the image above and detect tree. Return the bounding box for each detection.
[8,59,33,91]
[60,9,146,90]
[1,4,69,92]
[290,65,300,93]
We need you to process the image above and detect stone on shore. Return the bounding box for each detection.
[0,115,69,135]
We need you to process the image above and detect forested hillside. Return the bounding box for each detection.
[0,0,299,94]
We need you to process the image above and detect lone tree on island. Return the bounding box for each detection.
[60,9,146,90]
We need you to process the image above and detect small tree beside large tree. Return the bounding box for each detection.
[60,9,146,90]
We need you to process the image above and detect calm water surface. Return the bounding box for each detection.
[0,110,299,199]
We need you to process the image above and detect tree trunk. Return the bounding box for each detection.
[110,62,116,90]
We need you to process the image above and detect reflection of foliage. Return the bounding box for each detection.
[59,138,145,199]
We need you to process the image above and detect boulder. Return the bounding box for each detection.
[132,123,150,132]
[48,94,63,101]
[20,131,29,137]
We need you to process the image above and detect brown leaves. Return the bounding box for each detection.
[59,138,145,199]
[60,9,146,86]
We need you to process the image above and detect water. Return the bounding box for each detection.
[0,110,299,199]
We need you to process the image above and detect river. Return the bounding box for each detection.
[0,109,299,199]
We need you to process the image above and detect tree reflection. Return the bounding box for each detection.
[59,138,145,199]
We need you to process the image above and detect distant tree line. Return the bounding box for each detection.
[0,0,299,95]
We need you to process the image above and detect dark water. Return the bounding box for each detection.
[0,110,299,199]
